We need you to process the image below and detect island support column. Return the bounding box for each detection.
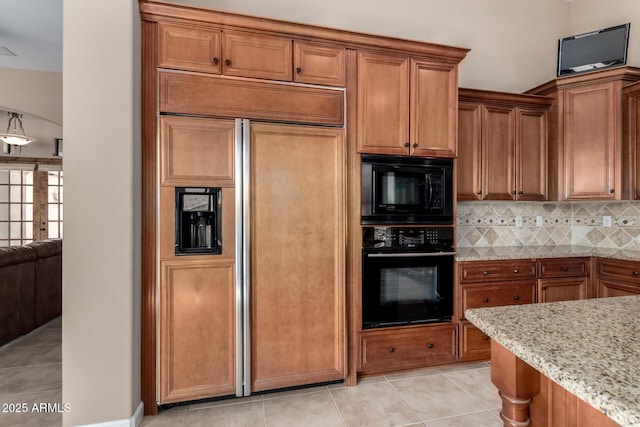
[491,341,540,427]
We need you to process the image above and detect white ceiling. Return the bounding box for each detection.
[0,0,62,72]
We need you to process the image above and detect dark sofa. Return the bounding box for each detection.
[0,239,62,347]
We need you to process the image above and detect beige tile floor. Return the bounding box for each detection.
[0,319,503,427]
[143,363,502,427]
[0,316,62,427]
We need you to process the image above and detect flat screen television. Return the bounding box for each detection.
[557,23,630,77]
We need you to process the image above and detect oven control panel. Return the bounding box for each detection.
[363,226,454,250]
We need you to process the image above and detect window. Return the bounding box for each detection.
[0,167,34,247]
[48,171,63,239]
[0,160,63,247]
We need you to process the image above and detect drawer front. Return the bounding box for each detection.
[597,258,640,283]
[459,260,536,283]
[360,325,457,374]
[538,257,589,278]
[459,322,491,362]
[461,281,536,317]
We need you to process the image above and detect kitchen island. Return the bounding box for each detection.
[466,296,640,427]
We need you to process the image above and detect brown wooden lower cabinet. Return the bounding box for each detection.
[159,259,236,404]
[459,321,491,362]
[359,324,457,375]
[597,258,640,297]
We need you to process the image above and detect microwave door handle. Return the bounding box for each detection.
[366,251,456,258]
[425,174,433,209]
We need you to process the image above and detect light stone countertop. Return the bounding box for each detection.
[466,296,640,427]
[456,245,640,262]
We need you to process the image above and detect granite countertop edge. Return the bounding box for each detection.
[456,245,640,262]
[466,297,640,427]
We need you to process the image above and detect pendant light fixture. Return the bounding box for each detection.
[0,112,36,146]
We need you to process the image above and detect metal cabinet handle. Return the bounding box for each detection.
[296,67,302,74]
[427,343,434,349]
[213,57,219,65]
[483,297,489,303]
[483,335,490,341]
[388,347,395,353]
[513,295,520,301]
[483,271,489,276]
[610,189,615,194]
[513,269,519,274]
[476,190,482,195]
[561,266,569,271]
[511,190,517,195]
[633,271,639,276]
[412,142,418,148]
[518,191,523,195]
[225,59,231,66]
[404,142,410,148]
[542,286,547,291]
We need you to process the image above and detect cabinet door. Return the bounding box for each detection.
[158,22,221,74]
[538,277,587,303]
[159,116,235,186]
[159,260,235,403]
[482,105,516,200]
[459,321,491,362]
[457,102,482,200]
[564,82,617,199]
[598,278,640,297]
[293,41,345,86]
[516,107,548,201]
[222,30,292,81]
[357,51,410,155]
[410,59,458,157]
[249,123,345,392]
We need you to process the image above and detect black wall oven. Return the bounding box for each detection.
[361,154,453,224]
[362,226,454,329]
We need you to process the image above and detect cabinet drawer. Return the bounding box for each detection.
[597,258,640,283]
[459,260,537,283]
[538,257,589,278]
[359,325,457,375]
[461,281,536,317]
[459,322,490,362]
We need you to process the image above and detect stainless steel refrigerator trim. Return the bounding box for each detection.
[365,252,457,258]
[234,118,244,397]
[241,118,252,397]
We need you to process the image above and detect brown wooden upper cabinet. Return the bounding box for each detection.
[623,80,640,200]
[457,89,552,201]
[527,66,640,201]
[357,50,458,157]
[158,22,346,86]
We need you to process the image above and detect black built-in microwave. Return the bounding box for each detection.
[361,154,453,224]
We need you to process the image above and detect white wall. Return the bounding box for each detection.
[62,0,141,426]
[570,0,640,68]
[165,0,572,92]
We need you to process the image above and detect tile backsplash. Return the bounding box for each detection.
[457,201,640,250]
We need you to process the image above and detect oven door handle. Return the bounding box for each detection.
[365,251,456,258]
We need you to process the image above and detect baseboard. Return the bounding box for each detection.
[73,401,144,427]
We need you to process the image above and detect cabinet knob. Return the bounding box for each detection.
[483,271,489,276]
[296,67,302,74]
[212,57,219,65]
[518,191,523,195]
[561,266,569,271]
[633,271,639,276]
[511,190,516,195]
[388,347,395,353]
[225,59,231,66]
[476,190,482,195]
[610,189,615,194]
[404,142,410,148]
[427,343,434,349]
[483,297,489,303]
[513,295,520,301]
[412,142,418,148]
[542,286,547,291]
[483,335,490,341]
[513,269,519,274]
